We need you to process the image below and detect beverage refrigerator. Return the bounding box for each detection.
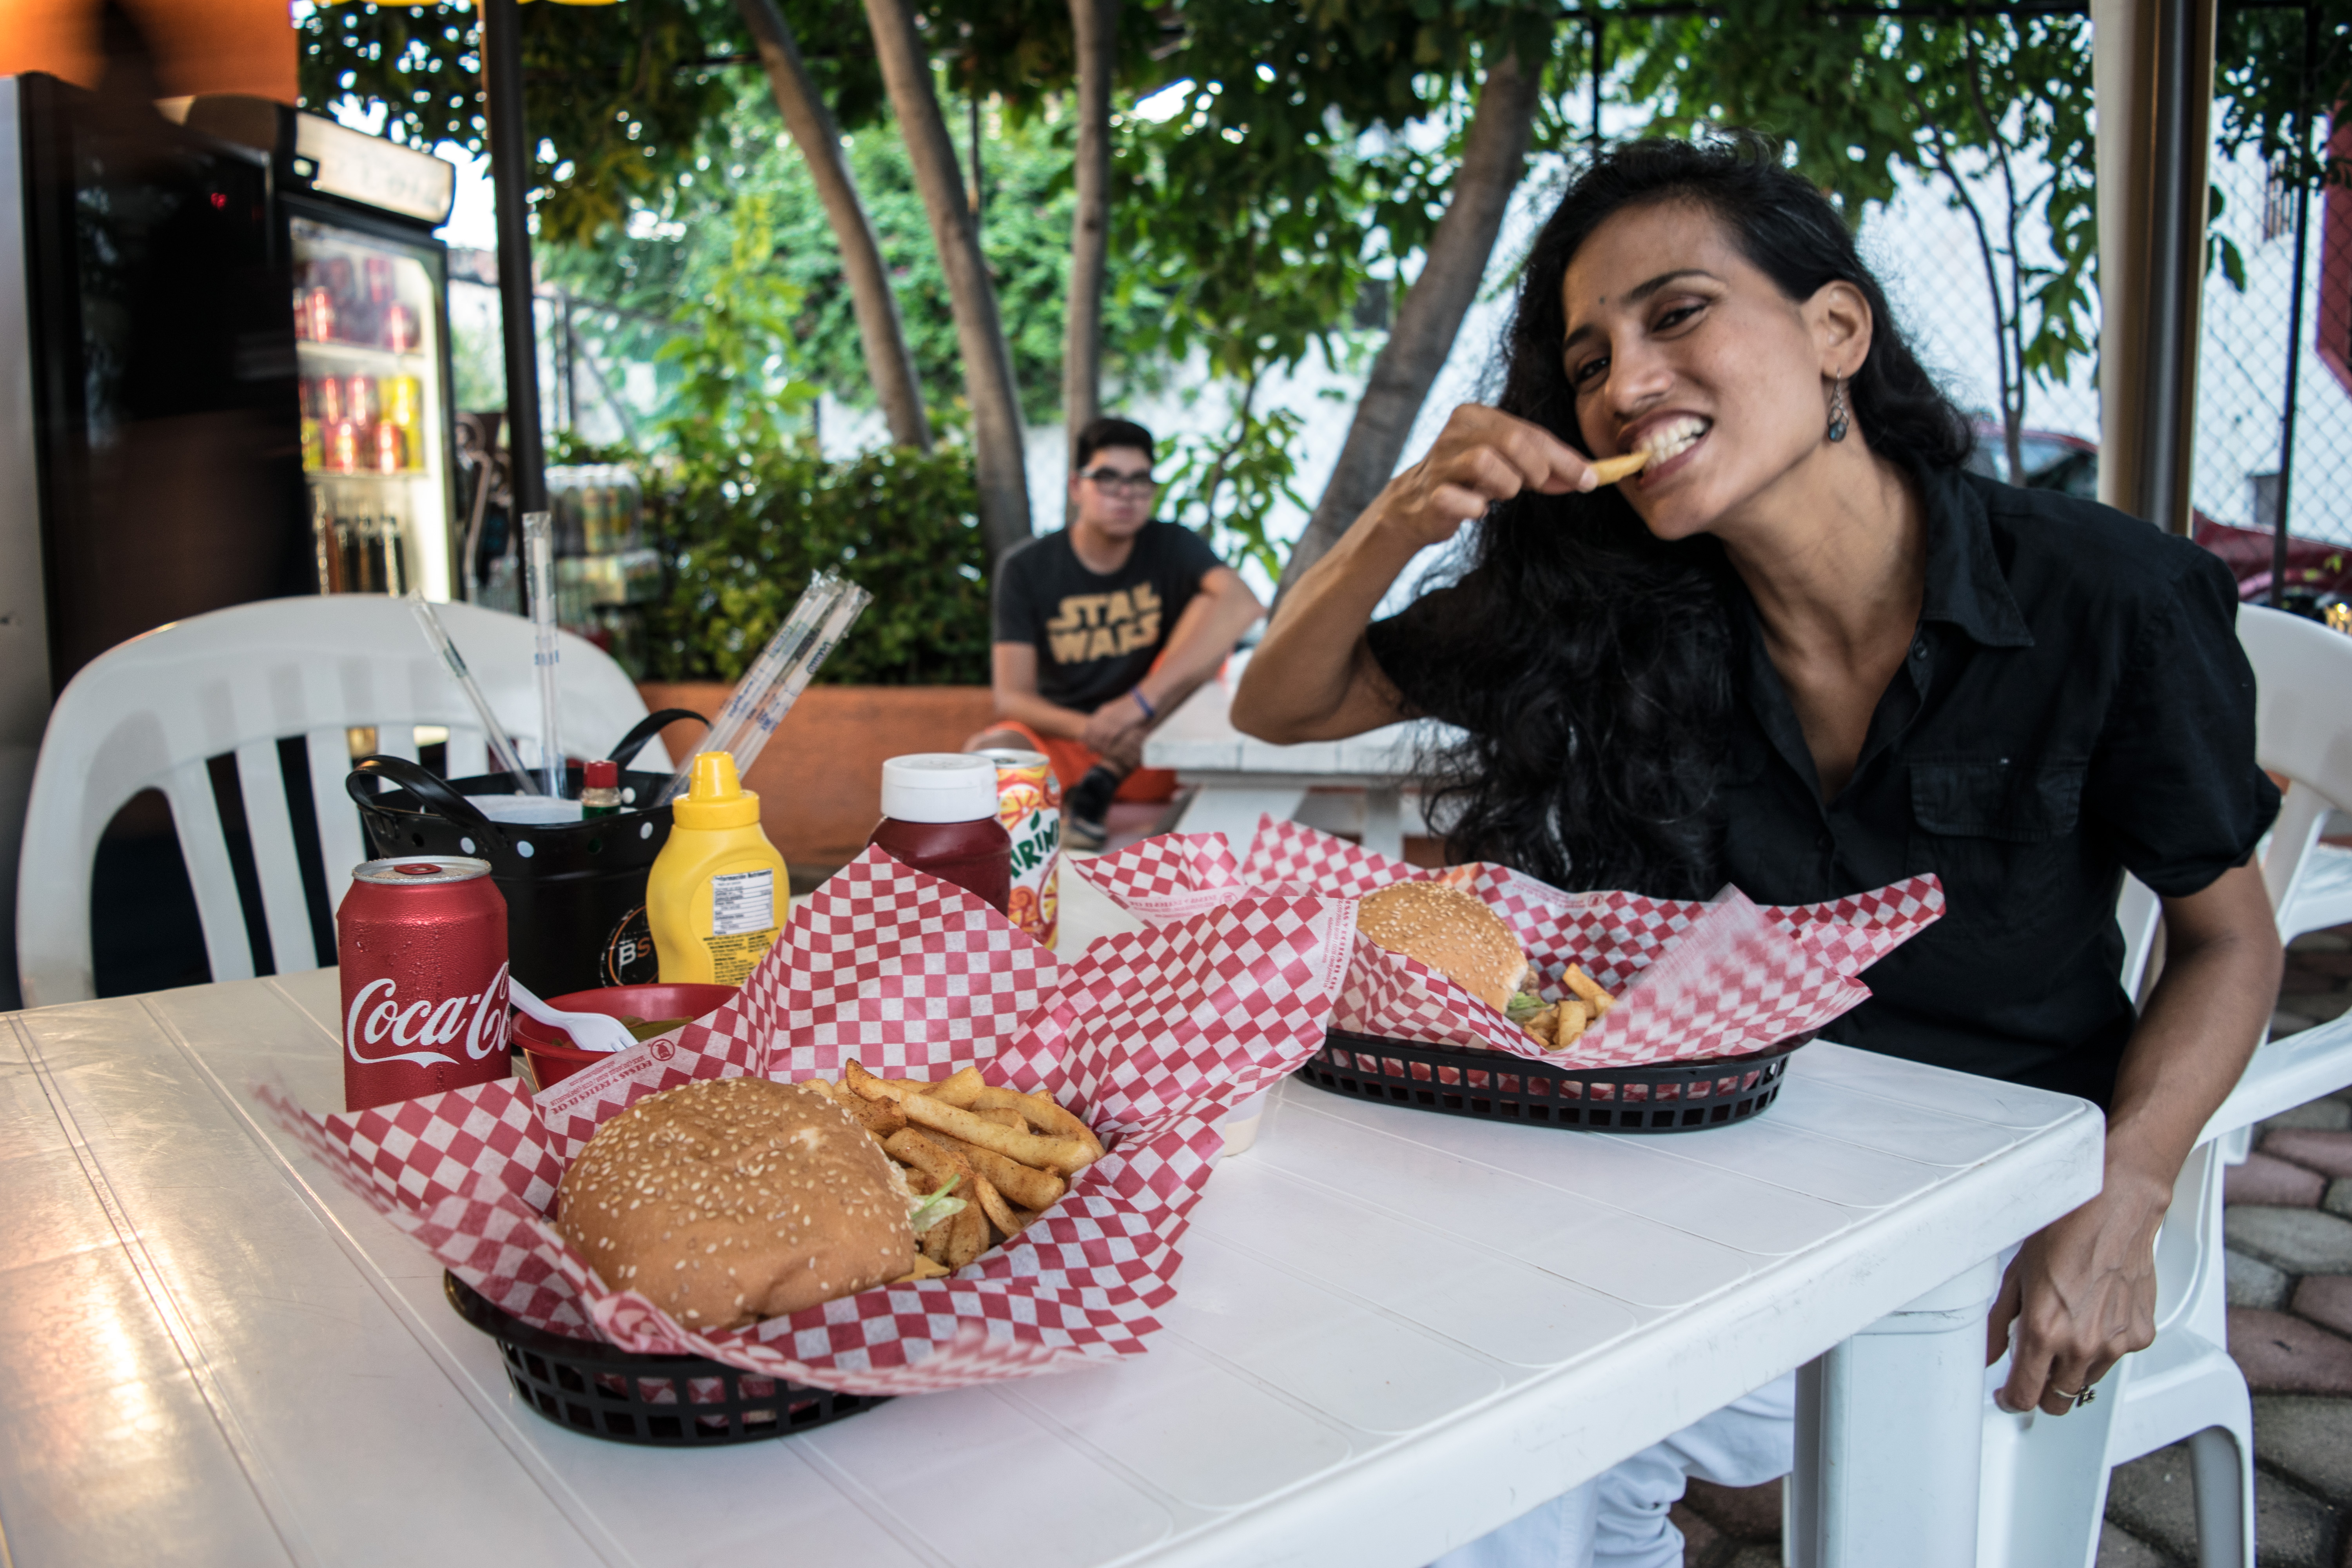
[0,76,459,1006]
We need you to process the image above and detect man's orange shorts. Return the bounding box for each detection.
[987,722,1178,806]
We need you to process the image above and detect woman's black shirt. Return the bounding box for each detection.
[1365,467,2279,1107]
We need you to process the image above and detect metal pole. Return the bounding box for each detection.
[480,0,547,521]
[2136,0,2194,535]
[2271,1,2317,606]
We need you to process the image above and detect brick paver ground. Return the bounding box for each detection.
[1666,926,2352,1568]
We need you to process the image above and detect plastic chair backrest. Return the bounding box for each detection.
[16,595,662,1007]
[2138,605,2352,1332]
[2237,604,2352,916]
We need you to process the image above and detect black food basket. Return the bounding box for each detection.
[348,709,701,997]
[446,1272,882,1446]
[1299,1028,1811,1133]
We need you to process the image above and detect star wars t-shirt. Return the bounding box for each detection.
[991,522,1225,712]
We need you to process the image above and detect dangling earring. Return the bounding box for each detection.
[1827,378,1850,443]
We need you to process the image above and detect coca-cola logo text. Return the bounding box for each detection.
[346,963,512,1069]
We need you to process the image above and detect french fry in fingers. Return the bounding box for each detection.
[1552,997,1590,1049]
[1561,964,1615,1015]
[929,1133,1066,1212]
[1586,450,1650,485]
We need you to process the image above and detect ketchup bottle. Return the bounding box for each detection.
[868,754,1013,913]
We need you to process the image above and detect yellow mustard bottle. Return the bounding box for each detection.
[647,753,790,986]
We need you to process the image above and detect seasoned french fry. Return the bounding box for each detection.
[978,1106,1025,1130]
[1521,1005,1559,1046]
[893,1256,949,1282]
[835,1091,908,1137]
[1024,1090,1102,1153]
[1587,450,1650,485]
[967,1171,1022,1238]
[907,1095,1094,1175]
[1552,997,1590,1049]
[850,1062,1095,1174]
[944,1199,987,1271]
[926,1065,986,1108]
[927,1132,1066,1211]
[1561,965,1615,1015]
[972,1086,1105,1160]
[885,1129,977,1200]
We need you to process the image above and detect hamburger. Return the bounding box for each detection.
[557,1076,961,1330]
[1357,880,1532,1010]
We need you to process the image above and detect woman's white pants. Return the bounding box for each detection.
[1426,1375,1797,1568]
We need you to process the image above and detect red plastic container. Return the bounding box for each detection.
[510,982,739,1088]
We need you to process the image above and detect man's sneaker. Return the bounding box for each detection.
[1063,765,1120,852]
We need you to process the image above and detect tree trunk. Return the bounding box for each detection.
[733,0,931,451]
[860,0,1033,560]
[1062,0,1119,450]
[1276,47,1543,595]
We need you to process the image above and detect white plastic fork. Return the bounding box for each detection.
[506,978,639,1054]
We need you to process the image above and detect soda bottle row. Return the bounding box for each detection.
[547,464,645,556]
[312,507,410,595]
[303,373,422,430]
[303,418,415,475]
[293,248,420,353]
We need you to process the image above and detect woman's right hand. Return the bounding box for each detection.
[1363,405,1597,551]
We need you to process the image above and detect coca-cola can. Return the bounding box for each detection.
[974,749,1060,948]
[338,856,511,1111]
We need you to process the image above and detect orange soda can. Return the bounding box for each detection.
[329,420,360,474]
[974,749,1060,948]
[374,421,405,474]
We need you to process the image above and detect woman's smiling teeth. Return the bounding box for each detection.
[1637,417,1710,462]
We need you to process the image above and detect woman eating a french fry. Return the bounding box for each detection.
[1233,136,2284,1568]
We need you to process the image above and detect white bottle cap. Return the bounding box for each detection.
[880,753,1001,824]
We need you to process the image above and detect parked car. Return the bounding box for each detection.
[1966,421,2352,619]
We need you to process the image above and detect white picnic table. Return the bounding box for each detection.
[0,869,2102,1568]
[1147,652,1441,858]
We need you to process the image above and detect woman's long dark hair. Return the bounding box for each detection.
[1411,136,1972,897]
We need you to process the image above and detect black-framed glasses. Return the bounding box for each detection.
[1078,467,1157,495]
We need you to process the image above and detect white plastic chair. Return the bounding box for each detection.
[2244,606,2352,943]
[16,595,665,1007]
[1976,603,2352,1568]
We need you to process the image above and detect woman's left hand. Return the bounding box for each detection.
[1986,1169,2169,1415]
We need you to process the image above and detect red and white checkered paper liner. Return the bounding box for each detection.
[1072,815,1942,1069]
[257,845,1355,1395]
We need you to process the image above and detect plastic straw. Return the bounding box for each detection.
[728,580,871,780]
[522,510,564,798]
[407,593,539,794]
[658,571,870,804]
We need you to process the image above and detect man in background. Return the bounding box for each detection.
[969,417,1263,849]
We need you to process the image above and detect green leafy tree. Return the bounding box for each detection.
[1624,5,2095,479]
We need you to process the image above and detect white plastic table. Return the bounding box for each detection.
[0,871,2103,1568]
[1145,653,1445,858]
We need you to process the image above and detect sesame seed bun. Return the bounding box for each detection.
[1357,880,1529,1011]
[557,1076,916,1330]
